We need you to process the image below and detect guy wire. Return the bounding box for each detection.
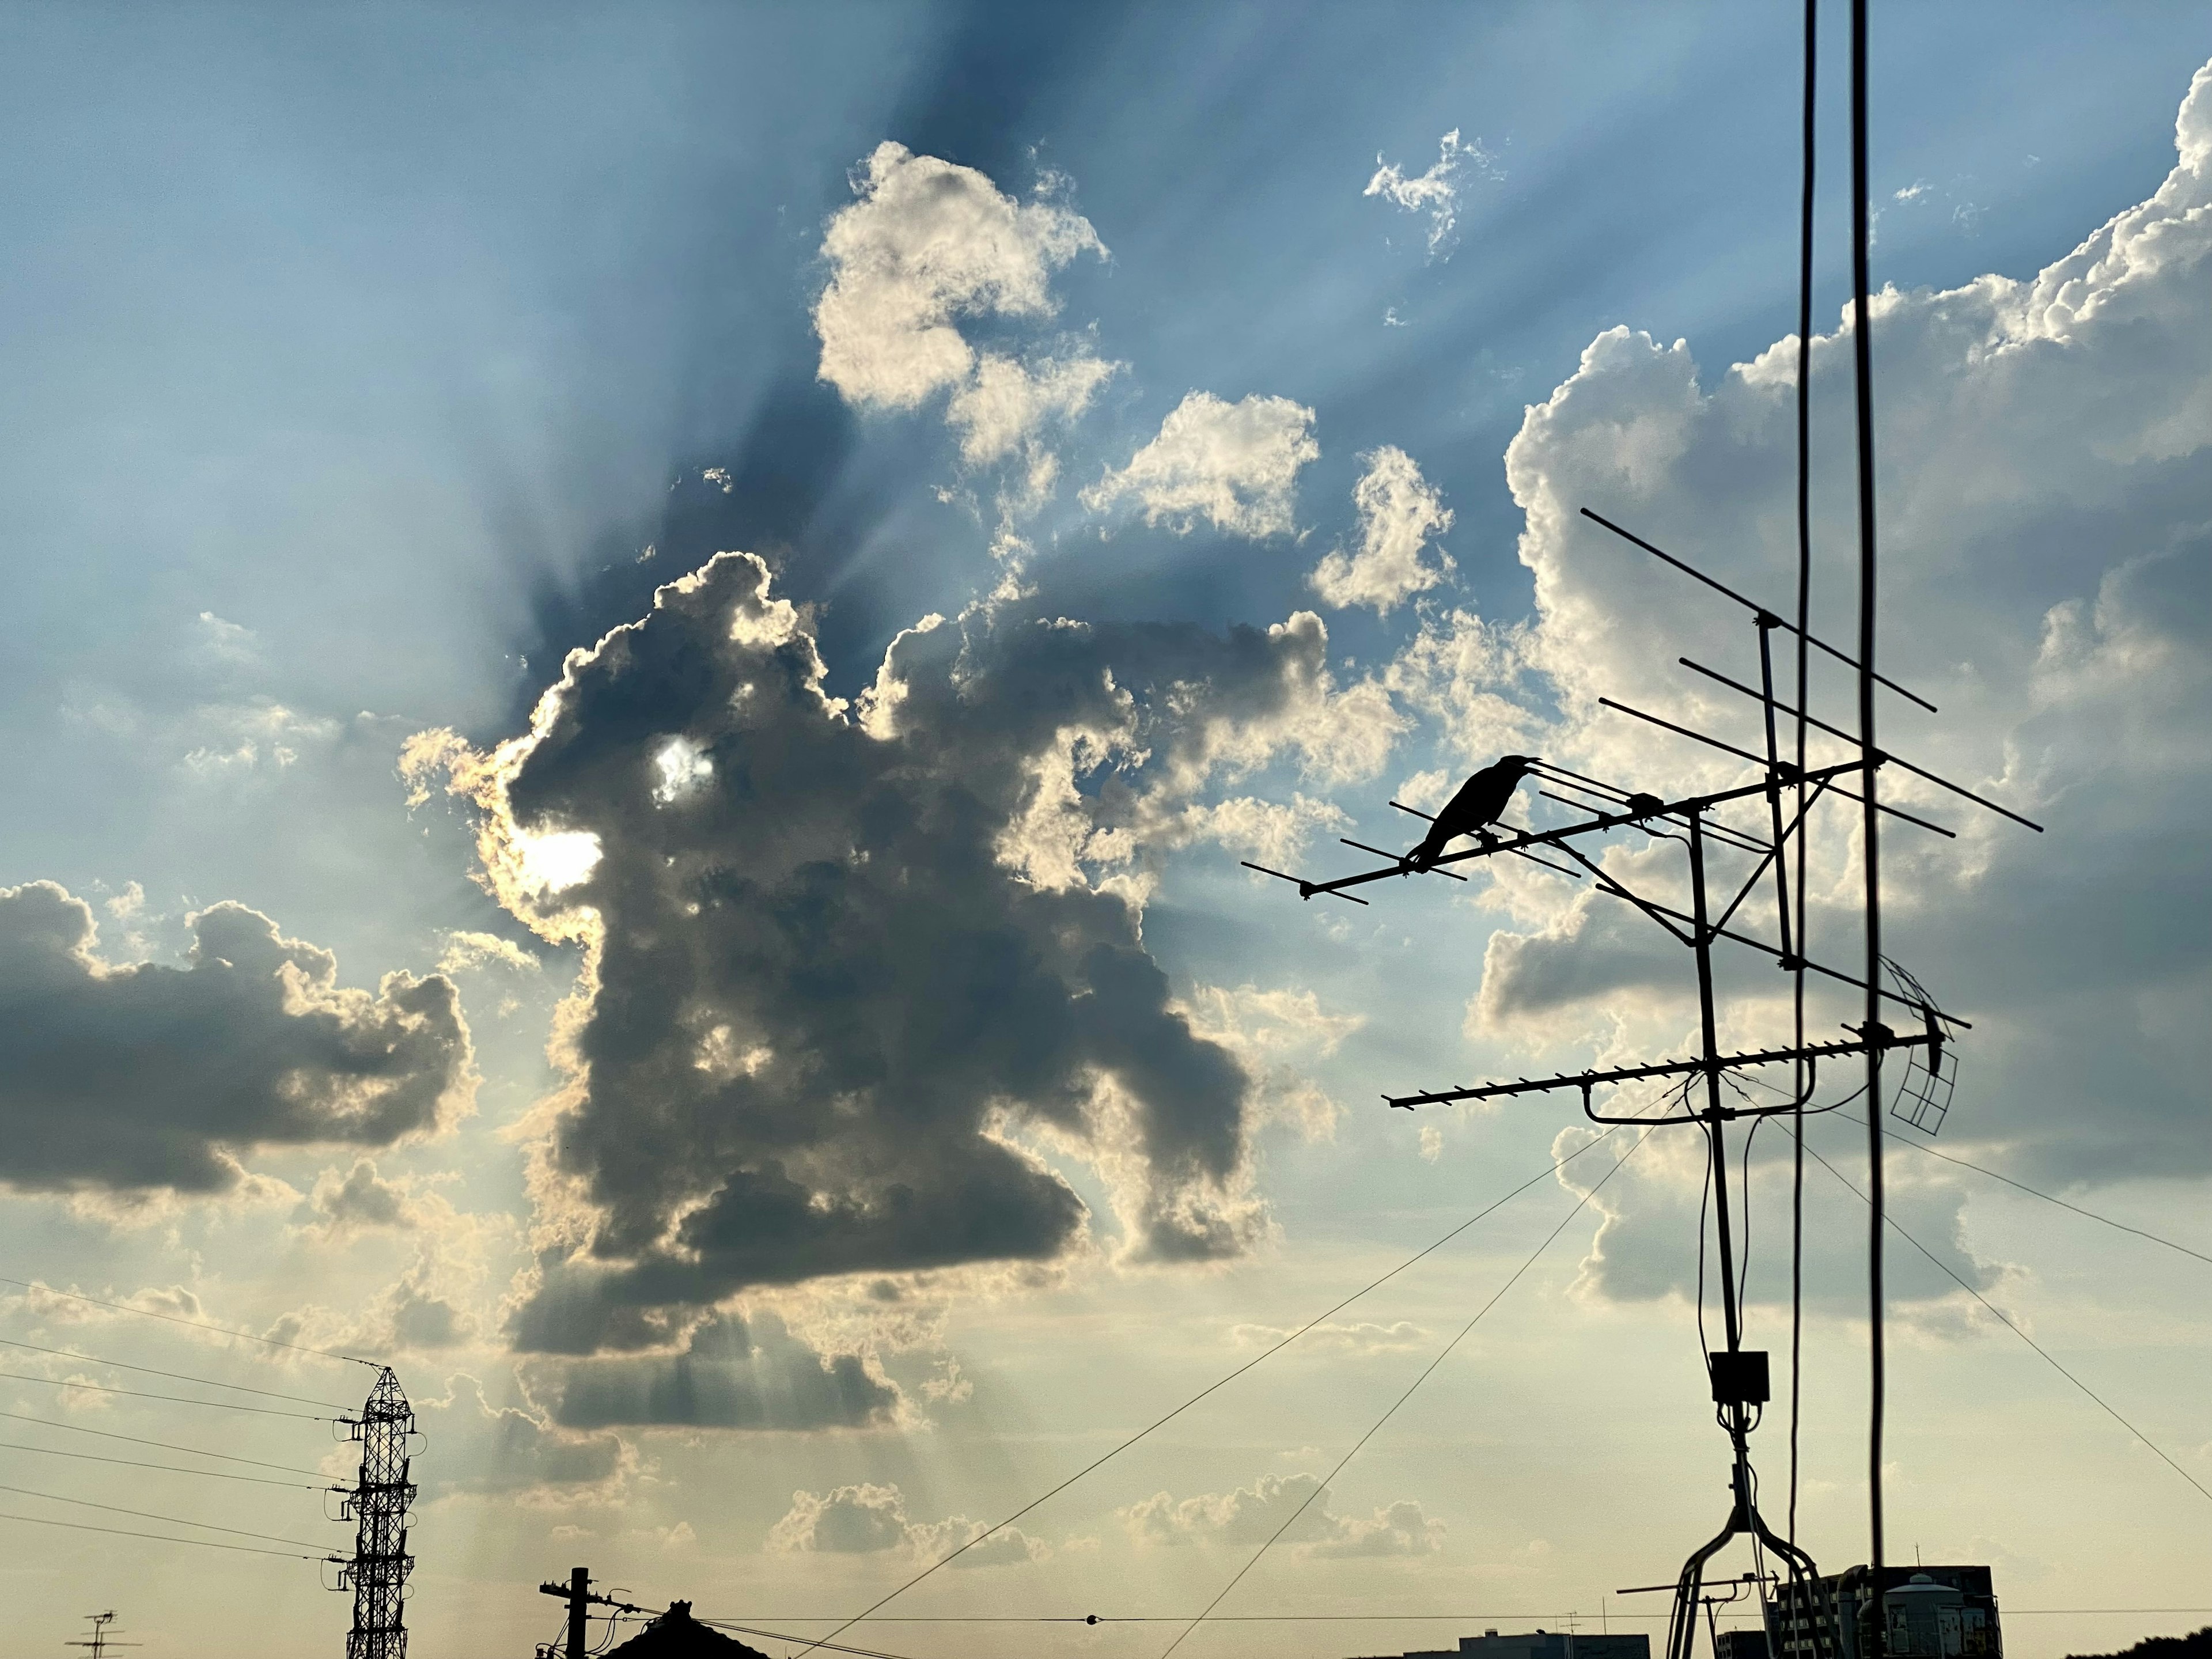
[786,1126,1631,1658]
[1154,1127,1657,1659]
[1801,1141,2212,1508]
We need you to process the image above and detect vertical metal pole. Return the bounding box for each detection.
[1690,813,1744,1357]
[569,1567,589,1659]
[1849,0,1887,1633]
[1758,619,1794,964]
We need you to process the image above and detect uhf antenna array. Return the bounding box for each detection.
[1244,507,2039,1659]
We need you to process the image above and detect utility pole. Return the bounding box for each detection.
[538,1568,647,1659]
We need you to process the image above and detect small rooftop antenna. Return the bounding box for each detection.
[65,1613,140,1659]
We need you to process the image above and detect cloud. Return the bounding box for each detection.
[1082,391,1319,538]
[423,1376,630,1501]
[0,883,473,1194]
[1364,128,1499,258]
[813,142,1114,467]
[1310,446,1456,613]
[766,1481,1051,1566]
[1121,1472,1442,1558]
[522,1312,899,1431]
[407,554,1404,1342]
[302,1158,417,1233]
[1427,55,2212,1188]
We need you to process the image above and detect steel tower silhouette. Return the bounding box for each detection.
[339,1367,415,1659]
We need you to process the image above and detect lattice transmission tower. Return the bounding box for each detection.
[338,1366,416,1659]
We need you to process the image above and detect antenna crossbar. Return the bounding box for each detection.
[1677,657,2043,831]
[1578,507,1936,713]
[1385,1029,1931,1111]
[1242,760,1868,903]
[1597,698,1956,838]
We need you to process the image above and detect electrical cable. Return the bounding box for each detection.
[1801,1139,2212,1508]
[1847,0,1888,1598]
[1154,1127,1656,1659]
[0,1277,377,1368]
[0,1336,349,1410]
[0,1507,331,1560]
[703,1610,2212,1626]
[784,1124,1630,1658]
[0,1438,330,1488]
[0,1368,336,1419]
[0,1407,330,1475]
[0,1476,339,1550]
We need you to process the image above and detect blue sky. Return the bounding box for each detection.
[0,6,2207,1657]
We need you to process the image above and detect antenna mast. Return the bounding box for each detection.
[339,1368,416,1659]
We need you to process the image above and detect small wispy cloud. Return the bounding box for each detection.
[1364,128,1501,258]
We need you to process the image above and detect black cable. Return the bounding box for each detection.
[1792,0,1816,1509]
[1156,1128,1656,1659]
[1696,1110,1714,1365]
[698,1611,2212,1626]
[1801,1139,2212,1507]
[785,1126,1628,1658]
[0,1369,335,1419]
[1847,0,1887,1600]
[0,1476,339,1550]
[0,1277,377,1368]
[0,1336,348,1410]
[0,1407,329,1476]
[0,1507,329,1560]
[0,1438,329,1489]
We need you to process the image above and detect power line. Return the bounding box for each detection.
[1156,1128,1654,1659]
[0,1277,377,1368]
[709,1611,2212,1626]
[0,1506,330,1560]
[0,1337,349,1409]
[0,1437,331,1489]
[786,1124,1631,1658]
[0,1407,331,1476]
[0,1369,336,1419]
[0,1476,340,1550]
[1801,1139,2212,1508]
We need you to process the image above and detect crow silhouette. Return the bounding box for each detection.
[1408,755,1538,869]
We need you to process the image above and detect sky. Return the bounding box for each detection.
[0,3,2207,1657]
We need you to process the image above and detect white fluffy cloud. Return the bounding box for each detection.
[1122,1471,1442,1558]
[1082,391,1319,538]
[1446,56,2212,1189]
[1310,446,1456,612]
[1364,128,1499,258]
[813,142,1114,466]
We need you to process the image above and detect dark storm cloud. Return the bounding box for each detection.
[414,551,1392,1345]
[0,882,472,1194]
[529,1312,898,1432]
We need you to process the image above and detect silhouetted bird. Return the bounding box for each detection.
[1408,755,1538,869]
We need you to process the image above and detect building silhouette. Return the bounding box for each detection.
[1767,1566,2002,1659]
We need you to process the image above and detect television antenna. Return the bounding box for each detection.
[65,1612,140,1659]
[1242,505,2038,1659]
